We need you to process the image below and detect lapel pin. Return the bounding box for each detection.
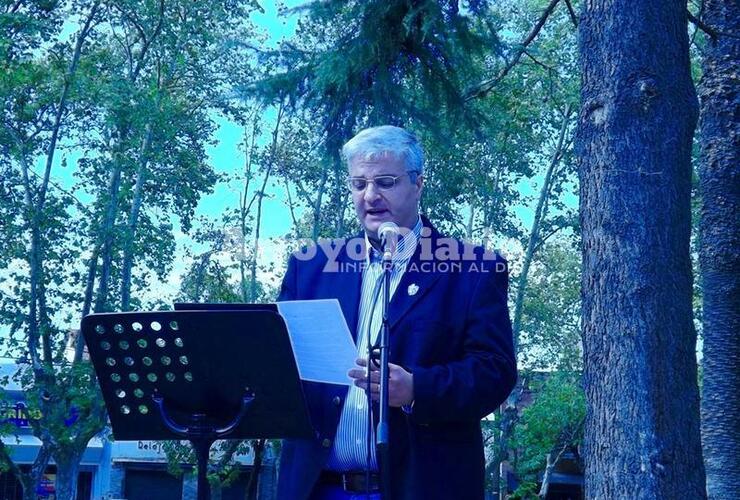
[407,283,419,296]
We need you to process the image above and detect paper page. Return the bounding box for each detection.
[276,299,356,385]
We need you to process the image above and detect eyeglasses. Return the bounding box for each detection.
[346,173,417,192]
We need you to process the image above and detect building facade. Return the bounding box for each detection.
[1,362,276,500]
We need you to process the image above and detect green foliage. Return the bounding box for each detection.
[251,0,582,243]
[259,0,495,128]
[161,439,251,488]
[176,256,242,304]
[1,0,591,497]
[518,241,582,371]
[18,361,106,446]
[511,372,585,497]
[0,0,261,496]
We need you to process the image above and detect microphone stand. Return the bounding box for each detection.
[376,244,393,499]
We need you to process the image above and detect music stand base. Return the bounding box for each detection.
[152,392,255,500]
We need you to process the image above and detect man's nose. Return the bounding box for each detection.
[363,182,382,202]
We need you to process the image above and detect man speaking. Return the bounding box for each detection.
[276,126,516,499]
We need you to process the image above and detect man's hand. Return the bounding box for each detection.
[348,357,414,407]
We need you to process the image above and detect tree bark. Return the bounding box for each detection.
[577,0,705,497]
[539,445,567,498]
[120,116,156,310]
[54,448,83,500]
[0,440,50,500]
[246,439,264,500]
[210,480,223,500]
[250,103,283,301]
[697,0,740,497]
[93,163,123,312]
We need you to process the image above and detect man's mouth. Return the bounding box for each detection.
[365,208,388,217]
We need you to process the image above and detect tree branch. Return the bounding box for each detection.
[688,9,740,40]
[211,439,242,472]
[564,0,578,27]
[523,50,555,72]
[532,225,565,254]
[8,0,23,14]
[687,10,718,40]
[38,0,101,210]
[0,438,23,481]
[131,0,166,82]
[465,0,561,101]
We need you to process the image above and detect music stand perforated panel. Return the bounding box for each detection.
[82,310,313,441]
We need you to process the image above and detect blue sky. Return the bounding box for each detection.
[195,2,305,240]
[43,0,573,243]
[46,2,306,238]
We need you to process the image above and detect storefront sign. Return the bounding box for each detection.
[1,401,41,428]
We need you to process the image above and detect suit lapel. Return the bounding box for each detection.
[388,220,442,329]
[330,219,444,335]
[331,238,364,341]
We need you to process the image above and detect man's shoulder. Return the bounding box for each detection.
[421,230,507,267]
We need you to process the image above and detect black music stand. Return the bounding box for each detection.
[82,309,314,500]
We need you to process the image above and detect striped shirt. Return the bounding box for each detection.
[326,216,423,472]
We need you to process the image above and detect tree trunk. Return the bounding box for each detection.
[0,441,50,500]
[250,174,267,302]
[250,103,283,301]
[120,119,155,310]
[465,203,475,240]
[697,0,740,497]
[94,163,123,312]
[577,0,705,497]
[246,439,264,500]
[490,109,570,500]
[16,0,99,374]
[539,453,554,499]
[482,166,502,249]
[312,161,330,240]
[75,244,101,361]
[94,0,163,313]
[54,448,83,500]
[283,178,301,237]
[210,480,223,500]
[538,446,567,498]
[511,104,571,350]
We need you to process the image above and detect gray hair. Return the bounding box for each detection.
[342,125,424,176]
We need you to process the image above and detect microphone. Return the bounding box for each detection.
[378,222,400,261]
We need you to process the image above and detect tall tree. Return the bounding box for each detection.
[697,0,740,496]
[511,104,573,353]
[0,1,106,497]
[577,0,705,497]
[1,1,254,497]
[256,0,497,238]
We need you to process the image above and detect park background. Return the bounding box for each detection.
[0,0,736,499]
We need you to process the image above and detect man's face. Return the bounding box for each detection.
[348,154,424,239]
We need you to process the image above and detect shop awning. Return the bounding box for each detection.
[1,434,105,465]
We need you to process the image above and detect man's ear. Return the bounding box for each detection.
[415,175,424,200]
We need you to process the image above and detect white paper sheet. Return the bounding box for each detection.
[276,299,357,385]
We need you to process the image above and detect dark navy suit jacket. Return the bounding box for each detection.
[276,218,516,500]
